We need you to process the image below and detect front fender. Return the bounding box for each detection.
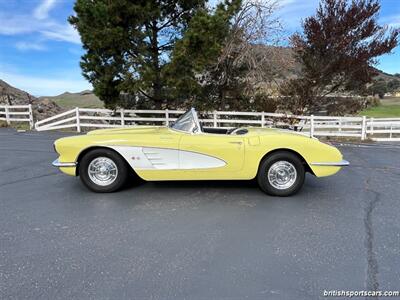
[253,135,345,178]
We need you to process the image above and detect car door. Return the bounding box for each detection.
[179,132,245,173]
[109,127,182,171]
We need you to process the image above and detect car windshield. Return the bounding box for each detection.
[170,109,199,133]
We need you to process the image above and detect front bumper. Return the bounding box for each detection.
[52,159,77,167]
[310,160,350,167]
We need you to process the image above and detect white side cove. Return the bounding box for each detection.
[108,146,226,170]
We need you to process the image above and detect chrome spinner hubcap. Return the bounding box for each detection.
[267,161,297,190]
[88,157,118,186]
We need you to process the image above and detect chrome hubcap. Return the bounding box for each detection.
[267,161,297,190]
[88,157,118,186]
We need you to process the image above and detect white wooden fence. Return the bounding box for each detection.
[32,107,400,141]
[0,105,34,129]
[366,118,400,141]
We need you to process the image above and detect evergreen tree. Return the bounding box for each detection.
[164,0,242,110]
[69,0,206,108]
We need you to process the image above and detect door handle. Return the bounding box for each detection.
[229,141,242,145]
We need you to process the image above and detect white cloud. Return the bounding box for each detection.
[380,14,400,28]
[277,0,299,7]
[0,0,80,46]
[0,71,92,96]
[15,41,47,51]
[34,0,57,20]
[276,0,318,30]
[0,13,81,45]
[0,14,41,35]
[40,24,81,44]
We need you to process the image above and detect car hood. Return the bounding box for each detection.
[86,126,165,136]
[245,127,313,138]
[87,126,312,139]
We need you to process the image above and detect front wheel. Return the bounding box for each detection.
[257,151,305,197]
[79,149,129,193]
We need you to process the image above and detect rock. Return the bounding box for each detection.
[0,79,64,120]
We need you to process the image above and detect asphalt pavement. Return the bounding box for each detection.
[0,128,399,300]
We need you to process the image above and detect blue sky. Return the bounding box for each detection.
[0,0,399,96]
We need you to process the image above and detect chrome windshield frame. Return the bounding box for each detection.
[169,108,202,134]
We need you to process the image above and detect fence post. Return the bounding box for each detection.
[390,123,393,139]
[310,115,314,138]
[361,116,366,140]
[165,109,169,126]
[28,104,33,129]
[5,106,10,125]
[370,117,374,135]
[338,117,342,132]
[120,109,125,127]
[213,111,217,127]
[261,112,265,128]
[75,107,81,133]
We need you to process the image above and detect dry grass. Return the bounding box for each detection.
[0,120,31,131]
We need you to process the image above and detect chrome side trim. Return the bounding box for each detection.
[108,146,226,170]
[52,159,77,167]
[310,160,350,167]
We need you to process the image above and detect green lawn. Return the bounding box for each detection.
[359,105,400,117]
[359,97,400,117]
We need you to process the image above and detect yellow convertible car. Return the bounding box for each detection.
[52,108,349,196]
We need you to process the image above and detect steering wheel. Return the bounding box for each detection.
[226,127,237,134]
[229,128,241,135]
[199,121,204,133]
[229,128,248,135]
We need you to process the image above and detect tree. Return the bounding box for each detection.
[166,0,284,111]
[164,0,242,110]
[387,79,400,92]
[70,0,283,111]
[368,79,387,98]
[202,0,286,111]
[280,0,399,114]
[69,0,206,109]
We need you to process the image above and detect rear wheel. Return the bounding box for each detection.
[79,149,129,193]
[257,151,305,197]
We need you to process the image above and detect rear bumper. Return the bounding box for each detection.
[310,160,350,167]
[52,159,77,167]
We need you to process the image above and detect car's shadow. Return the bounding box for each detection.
[123,173,323,191]
[65,172,324,196]
[132,179,258,190]
[60,173,332,212]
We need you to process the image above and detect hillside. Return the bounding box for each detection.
[263,47,399,82]
[373,70,400,83]
[0,79,62,120]
[40,90,104,109]
[0,79,39,103]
